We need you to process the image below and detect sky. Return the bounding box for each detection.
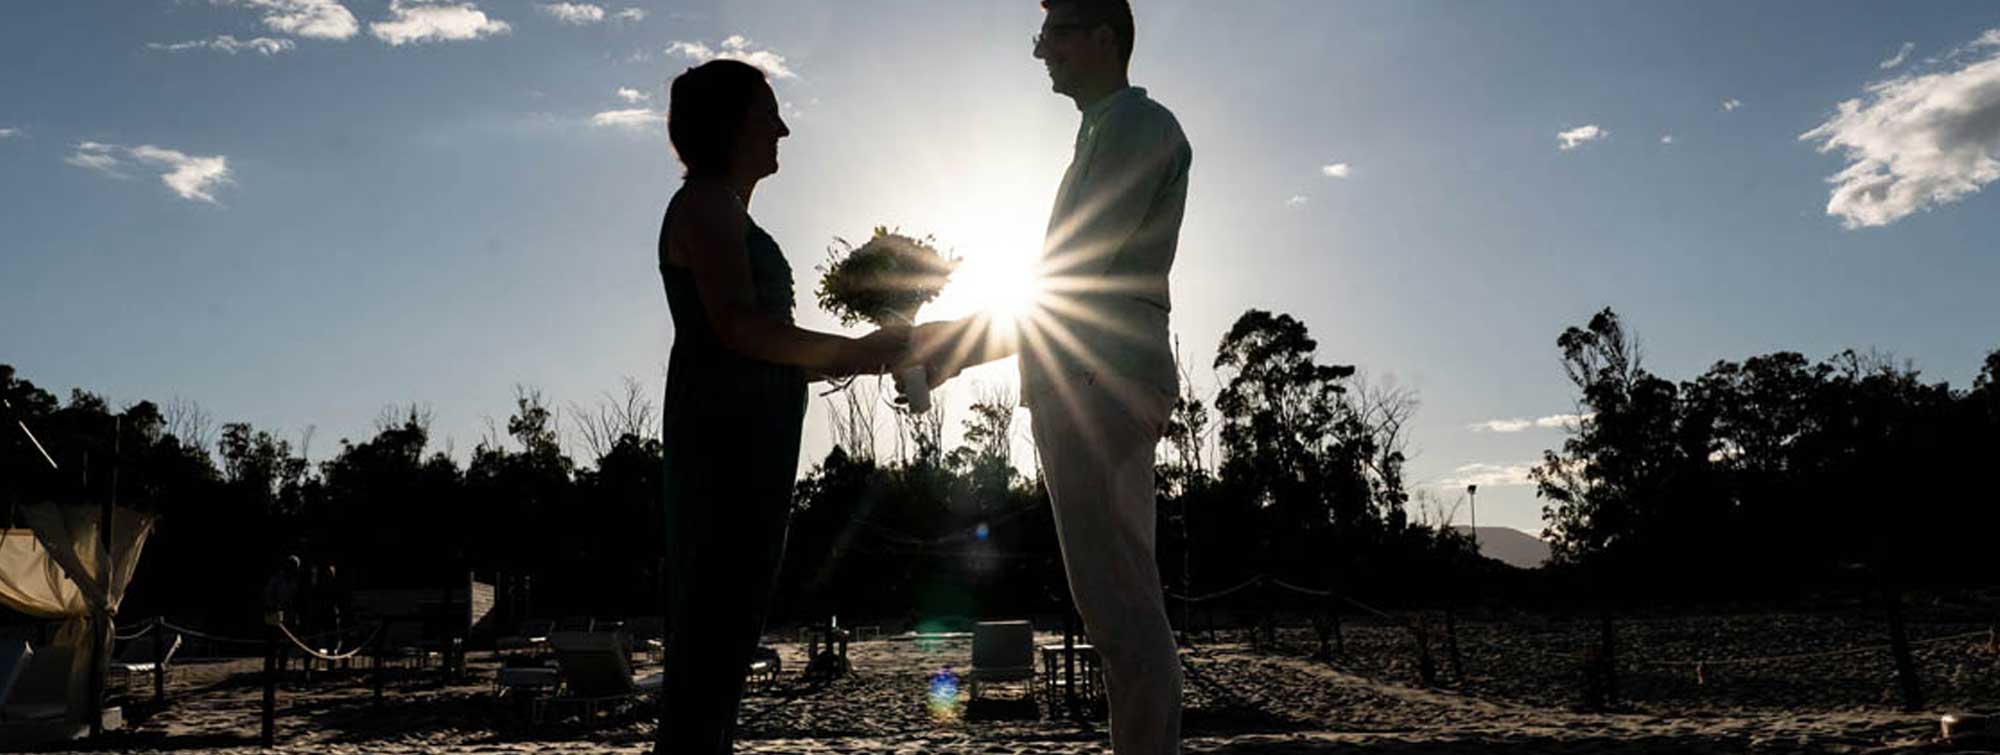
[5,1,2000,537]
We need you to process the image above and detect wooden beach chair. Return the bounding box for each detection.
[495,618,554,657]
[1,644,72,722]
[543,631,662,724]
[967,620,1035,700]
[747,645,781,688]
[110,632,182,693]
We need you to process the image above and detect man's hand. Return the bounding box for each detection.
[912,320,965,389]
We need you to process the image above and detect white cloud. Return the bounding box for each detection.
[591,108,667,129]
[538,2,603,24]
[1801,31,2000,228]
[1660,134,1674,144]
[614,8,645,22]
[1557,124,1605,150]
[148,35,296,55]
[1880,41,1916,69]
[66,142,233,203]
[1722,98,1743,112]
[1285,195,1310,207]
[372,0,511,46]
[1468,413,1591,433]
[1320,162,1350,178]
[668,35,796,79]
[65,142,125,176]
[130,145,234,204]
[1436,463,1537,489]
[225,0,360,41]
[615,87,649,104]
[0,128,19,139]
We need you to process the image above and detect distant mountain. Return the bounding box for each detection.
[1451,526,1551,569]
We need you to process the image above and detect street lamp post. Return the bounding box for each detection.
[1466,484,1479,554]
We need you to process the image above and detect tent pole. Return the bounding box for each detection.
[88,417,119,736]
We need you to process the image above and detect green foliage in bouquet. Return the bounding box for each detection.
[815,227,961,327]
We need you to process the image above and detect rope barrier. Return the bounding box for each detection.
[158,619,270,647]
[276,622,384,662]
[1165,575,1265,604]
[113,617,158,641]
[1636,628,1996,669]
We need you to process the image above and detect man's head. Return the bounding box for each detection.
[1034,0,1134,101]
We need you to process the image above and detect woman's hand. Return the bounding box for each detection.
[849,324,912,375]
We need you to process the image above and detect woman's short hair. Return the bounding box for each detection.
[668,59,768,178]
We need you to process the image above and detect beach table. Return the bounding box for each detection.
[1038,643,1103,705]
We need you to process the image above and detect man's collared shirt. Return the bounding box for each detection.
[1021,86,1192,408]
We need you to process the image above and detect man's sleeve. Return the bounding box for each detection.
[1044,104,1191,282]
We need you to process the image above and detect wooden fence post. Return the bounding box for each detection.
[1598,611,1618,710]
[1410,615,1437,687]
[1444,606,1465,685]
[261,623,277,747]
[1884,588,1925,712]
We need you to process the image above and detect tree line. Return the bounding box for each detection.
[8,306,1985,637]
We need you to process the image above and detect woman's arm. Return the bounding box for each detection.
[673,184,907,374]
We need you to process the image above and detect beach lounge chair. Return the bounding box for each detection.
[967,620,1035,700]
[543,631,662,723]
[747,645,781,688]
[496,619,554,656]
[110,632,182,693]
[1,644,72,722]
[0,642,30,715]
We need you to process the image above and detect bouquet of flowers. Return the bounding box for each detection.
[816,227,960,411]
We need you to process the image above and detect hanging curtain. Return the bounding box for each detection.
[0,503,156,720]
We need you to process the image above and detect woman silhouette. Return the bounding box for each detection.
[655,59,908,753]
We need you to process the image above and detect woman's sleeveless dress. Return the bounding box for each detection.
[657,193,807,753]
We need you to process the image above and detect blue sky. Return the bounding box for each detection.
[5,1,1998,535]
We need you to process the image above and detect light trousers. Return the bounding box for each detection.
[1030,372,1181,755]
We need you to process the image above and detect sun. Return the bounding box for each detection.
[926,214,1047,339]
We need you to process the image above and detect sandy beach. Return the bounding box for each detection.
[26,613,1997,755]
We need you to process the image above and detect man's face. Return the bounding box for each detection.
[1033,7,1104,97]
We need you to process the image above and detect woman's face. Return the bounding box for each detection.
[734,83,790,180]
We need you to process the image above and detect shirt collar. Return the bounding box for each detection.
[1080,86,1145,128]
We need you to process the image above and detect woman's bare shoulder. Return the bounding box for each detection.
[668,181,747,262]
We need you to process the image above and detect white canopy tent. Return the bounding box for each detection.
[0,503,155,722]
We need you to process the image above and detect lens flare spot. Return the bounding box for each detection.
[974,523,990,541]
[927,666,964,723]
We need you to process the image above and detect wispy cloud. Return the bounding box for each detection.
[538,2,602,24]
[615,87,649,104]
[371,0,511,46]
[1801,29,2000,228]
[1468,413,1590,433]
[591,108,666,129]
[148,35,296,55]
[1660,134,1675,144]
[668,35,796,79]
[65,142,126,176]
[0,128,20,140]
[1722,98,1743,112]
[225,0,360,41]
[1879,41,1916,69]
[67,142,234,204]
[1557,124,1605,151]
[1320,162,1350,178]
[613,8,645,21]
[1285,194,1310,207]
[1435,463,1537,489]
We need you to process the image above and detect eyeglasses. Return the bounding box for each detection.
[1032,23,1093,48]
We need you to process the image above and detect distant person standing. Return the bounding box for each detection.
[912,1,1193,752]
[654,59,915,754]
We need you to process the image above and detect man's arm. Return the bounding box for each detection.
[1042,103,1190,286]
[911,312,1017,388]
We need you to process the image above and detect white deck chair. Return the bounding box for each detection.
[967,620,1035,700]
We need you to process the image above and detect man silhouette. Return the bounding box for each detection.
[914,1,1191,752]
